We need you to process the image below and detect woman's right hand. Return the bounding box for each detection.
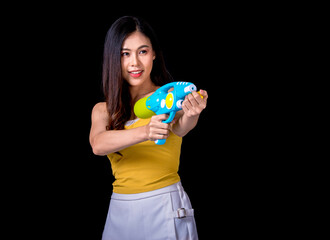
[145,114,170,141]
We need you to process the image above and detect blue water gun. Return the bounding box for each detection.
[134,81,200,145]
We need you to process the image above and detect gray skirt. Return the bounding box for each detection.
[102,182,198,240]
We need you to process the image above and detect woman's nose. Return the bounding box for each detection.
[130,54,139,66]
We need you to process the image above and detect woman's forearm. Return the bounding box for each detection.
[91,126,148,156]
[171,90,208,137]
[172,114,200,137]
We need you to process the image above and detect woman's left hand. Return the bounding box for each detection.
[181,89,208,118]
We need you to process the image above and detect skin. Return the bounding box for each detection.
[90,31,208,156]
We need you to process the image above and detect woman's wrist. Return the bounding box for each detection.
[140,125,150,142]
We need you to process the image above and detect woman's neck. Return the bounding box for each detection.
[129,80,158,104]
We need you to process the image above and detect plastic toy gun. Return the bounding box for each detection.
[134,81,201,145]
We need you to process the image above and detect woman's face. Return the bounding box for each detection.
[121,31,155,87]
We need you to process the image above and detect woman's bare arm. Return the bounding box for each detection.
[89,102,170,156]
[171,90,208,137]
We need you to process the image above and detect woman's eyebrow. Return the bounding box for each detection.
[121,45,150,51]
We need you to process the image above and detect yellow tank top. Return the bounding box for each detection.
[107,118,182,194]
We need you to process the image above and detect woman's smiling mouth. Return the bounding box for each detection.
[129,70,144,78]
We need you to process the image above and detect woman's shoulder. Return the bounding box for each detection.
[92,102,106,111]
[92,102,108,118]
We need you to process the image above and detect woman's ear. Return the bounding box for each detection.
[153,51,156,60]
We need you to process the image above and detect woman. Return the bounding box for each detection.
[89,16,208,240]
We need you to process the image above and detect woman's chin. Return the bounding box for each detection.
[126,77,150,87]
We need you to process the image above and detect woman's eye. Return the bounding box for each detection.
[139,50,147,55]
[121,52,129,57]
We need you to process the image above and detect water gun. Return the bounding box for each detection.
[134,81,202,145]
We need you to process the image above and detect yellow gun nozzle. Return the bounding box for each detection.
[197,91,204,99]
[134,96,156,119]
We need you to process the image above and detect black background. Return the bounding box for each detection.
[7,3,295,239]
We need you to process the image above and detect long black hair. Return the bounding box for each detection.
[102,16,172,130]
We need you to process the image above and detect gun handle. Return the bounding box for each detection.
[154,112,175,145]
[155,139,166,145]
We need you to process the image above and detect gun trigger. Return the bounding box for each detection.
[163,111,176,124]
